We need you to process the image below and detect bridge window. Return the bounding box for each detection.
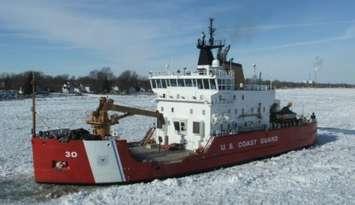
[151,80,156,88]
[185,79,192,87]
[197,79,203,89]
[162,79,167,88]
[192,79,197,87]
[225,79,231,90]
[178,79,185,87]
[218,79,225,90]
[203,79,210,89]
[170,79,177,87]
[210,79,216,89]
[156,79,162,88]
[166,79,171,87]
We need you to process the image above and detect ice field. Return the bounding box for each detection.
[0,88,355,205]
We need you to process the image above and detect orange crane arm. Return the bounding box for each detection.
[87,97,164,138]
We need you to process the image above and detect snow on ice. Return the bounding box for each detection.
[0,89,354,205]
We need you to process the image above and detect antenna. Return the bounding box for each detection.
[313,56,323,84]
[31,72,36,136]
[208,18,216,46]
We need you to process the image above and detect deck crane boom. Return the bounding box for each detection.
[87,97,165,138]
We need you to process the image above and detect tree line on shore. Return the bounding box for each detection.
[252,79,355,89]
[1,67,354,95]
[0,67,150,95]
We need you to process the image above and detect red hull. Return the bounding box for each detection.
[32,123,317,184]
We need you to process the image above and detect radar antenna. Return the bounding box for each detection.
[208,18,216,46]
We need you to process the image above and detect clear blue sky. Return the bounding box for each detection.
[0,0,354,83]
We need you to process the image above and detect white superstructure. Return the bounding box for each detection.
[149,19,276,150]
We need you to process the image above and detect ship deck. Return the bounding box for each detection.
[129,145,194,163]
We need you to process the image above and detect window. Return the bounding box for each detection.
[251,108,254,112]
[166,79,171,87]
[193,122,200,134]
[180,122,186,131]
[170,79,177,87]
[162,79,167,88]
[242,95,245,100]
[225,79,231,90]
[263,107,266,113]
[178,79,185,87]
[202,110,206,115]
[185,79,192,87]
[192,79,197,87]
[157,79,162,88]
[190,109,193,114]
[233,95,236,100]
[151,80,156,88]
[203,79,210,89]
[171,107,174,112]
[210,79,216,89]
[160,106,164,112]
[197,79,203,89]
[174,121,186,132]
[222,79,226,89]
[174,121,180,131]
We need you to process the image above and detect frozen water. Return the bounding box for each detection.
[0,89,354,205]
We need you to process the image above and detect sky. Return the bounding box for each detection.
[0,0,354,83]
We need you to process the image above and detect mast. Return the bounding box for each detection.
[196,18,224,66]
[208,18,216,46]
[32,72,36,136]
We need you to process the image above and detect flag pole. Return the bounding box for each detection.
[32,72,36,136]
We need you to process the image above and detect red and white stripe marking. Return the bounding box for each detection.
[83,140,126,183]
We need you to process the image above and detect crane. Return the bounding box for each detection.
[87,97,165,138]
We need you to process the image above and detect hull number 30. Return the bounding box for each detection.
[65,151,78,158]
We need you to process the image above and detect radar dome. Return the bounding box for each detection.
[212,59,220,67]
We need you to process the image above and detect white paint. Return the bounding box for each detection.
[64,151,78,158]
[83,140,125,183]
[150,64,275,151]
